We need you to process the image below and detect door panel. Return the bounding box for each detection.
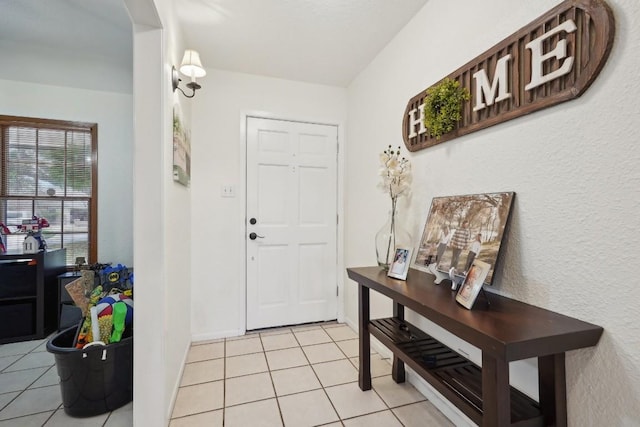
[298,243,328,303]
[299,166,327,225]
[257,245,288,306]
[258,164,288,224]
[246,117,338,330]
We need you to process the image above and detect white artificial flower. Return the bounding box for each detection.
[378,145,412,200]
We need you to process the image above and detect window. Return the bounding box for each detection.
[0,115,97,265]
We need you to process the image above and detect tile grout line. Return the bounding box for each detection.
[0,408,56,424]
[168,323,432,426]
[295,327,343,425]
[258,332,285,427]
[102,411,112,427]
[0,337,61,424]
[253,327,342,423]
[254,324,371,421]
[0,351,28,374]
[170,341,226,422]
[0,366,58,419]
[323,323,409,425]
[42,408,56,426]
[222,338,227,426]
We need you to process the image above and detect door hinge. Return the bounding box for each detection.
[336,286,339,297]
[336,214,339,225]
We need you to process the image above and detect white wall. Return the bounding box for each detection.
[131,26,166,427]
[0,40,132,94]
[161,13,193,425]
[128,0,192,424]
[345,0,640,425]
[0,79,134,266]
[2,1,194,424]
[190,69,347,340]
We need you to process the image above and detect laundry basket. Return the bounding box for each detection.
[46,325,133,417]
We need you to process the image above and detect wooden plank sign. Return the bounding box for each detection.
[402,0,615,152]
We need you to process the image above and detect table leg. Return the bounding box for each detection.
[358,284,371,390]
[539,353,567,427]
[482,353,510,426]
[392,302,406,383]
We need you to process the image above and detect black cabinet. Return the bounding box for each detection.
[57,272,83,330]
[0,249,67,344]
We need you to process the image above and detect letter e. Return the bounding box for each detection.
[525,20,577,91]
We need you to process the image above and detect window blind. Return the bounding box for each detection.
[0,116,97,265]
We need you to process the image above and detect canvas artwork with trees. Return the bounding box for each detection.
[414,192,514,285]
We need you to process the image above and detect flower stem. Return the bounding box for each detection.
[385,196,397,266]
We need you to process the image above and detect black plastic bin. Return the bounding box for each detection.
[46,326,133,417]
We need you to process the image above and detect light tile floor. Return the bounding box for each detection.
[170,323,454,427]
[1,323,455,426]
[0,335,132,426]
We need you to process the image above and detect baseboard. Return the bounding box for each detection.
[166,330,243,421]
[344,316,357,332]
[166,340,191,423]
[191,329,244,343]
[405,367,476,427]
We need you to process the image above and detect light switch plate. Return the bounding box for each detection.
[222,185,235,198]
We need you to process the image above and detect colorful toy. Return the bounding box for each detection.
[75,316,93,349]
[17,216,50,253]
[69,261,134,348]
[90,306,100,343]
[101,264,128,286]
[98,315,113,344]
[0,222,11,253]
[110,302,127,343]
[89,285,104,306]
[95,294,133,326]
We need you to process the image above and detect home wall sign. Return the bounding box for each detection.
[402,0,615,152]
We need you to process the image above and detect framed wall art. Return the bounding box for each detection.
[414,192,514,285]
[173,105,191,187]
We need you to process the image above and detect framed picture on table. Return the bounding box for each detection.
[387,247,412,280]
[455,259,491,309]
[413,191,515,286]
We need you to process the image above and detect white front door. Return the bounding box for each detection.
[246,117,338,330]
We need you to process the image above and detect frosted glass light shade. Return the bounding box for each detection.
[179,49,206,78]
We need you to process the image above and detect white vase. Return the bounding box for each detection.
[375,207,411,270]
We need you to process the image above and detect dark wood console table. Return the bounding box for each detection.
[347,267,603,427]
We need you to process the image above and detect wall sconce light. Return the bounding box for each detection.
[172,49,206,98]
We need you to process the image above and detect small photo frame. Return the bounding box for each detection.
[455,259,491,309]
[387,247,413,280]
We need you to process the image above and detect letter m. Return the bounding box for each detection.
[472,54,512,112]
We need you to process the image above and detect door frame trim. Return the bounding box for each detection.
[239,110,345,333]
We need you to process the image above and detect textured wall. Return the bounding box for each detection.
[190,69,347,340]
[345,0,640,425]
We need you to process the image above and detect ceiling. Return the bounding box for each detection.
[0,0,132,68]
[0,0,428,89]
[176,0,428,86]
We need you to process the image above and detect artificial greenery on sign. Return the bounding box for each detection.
[422,78,470,139]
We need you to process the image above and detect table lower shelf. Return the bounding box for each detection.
[369,317,543,427]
